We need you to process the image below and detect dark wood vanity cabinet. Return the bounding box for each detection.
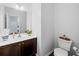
[21,38,37,56]
[0,42,21,56]
[0,38,37,56]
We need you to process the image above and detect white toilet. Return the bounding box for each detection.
[54,37,72,56]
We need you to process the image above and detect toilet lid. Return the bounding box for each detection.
[54,48,68,56]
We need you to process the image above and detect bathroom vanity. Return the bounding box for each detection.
[0,33,37,56]
[0,4,37,56]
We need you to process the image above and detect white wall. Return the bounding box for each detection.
[41,4,55,55]
[54,3,79,48]
[41,3,79,55]
[32,3,41,55]
[0,6,5,30]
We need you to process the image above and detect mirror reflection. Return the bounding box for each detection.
[5,6,27,34]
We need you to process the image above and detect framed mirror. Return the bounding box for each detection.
[4,6,27,34]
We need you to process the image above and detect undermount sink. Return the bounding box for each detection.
[0,35,12,42]
[0,33,27,42]
[0,33,35,43]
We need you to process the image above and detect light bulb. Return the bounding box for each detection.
[20,6,24,10]
[16,4,19,10]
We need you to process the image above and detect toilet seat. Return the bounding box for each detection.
[54,48,68,56]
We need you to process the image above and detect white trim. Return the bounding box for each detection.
[44,49,54,56]
[36,53,39,56]
[36,49,54,56]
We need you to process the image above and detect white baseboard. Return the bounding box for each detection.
[36,53,39,56]
[36,49,54,56]
[36,53,41,56]
[44,49,54,56]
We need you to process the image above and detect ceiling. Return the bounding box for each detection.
[0,3,32,11]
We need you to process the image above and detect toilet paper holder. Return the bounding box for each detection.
[73,46,79,55]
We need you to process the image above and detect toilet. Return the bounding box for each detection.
[54,37,72,56]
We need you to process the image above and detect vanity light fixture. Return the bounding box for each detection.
[16,4,24,11]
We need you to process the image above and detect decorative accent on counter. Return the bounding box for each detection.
[2,36,9,41]
[1,29,10,41]
[25,29,32,36]
[17,25,21,37]
[12,32,15,39]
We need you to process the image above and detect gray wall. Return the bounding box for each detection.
[32,3,41,55]
[41,3,55,55]
[54,3,79,49]
[41,3,79,55]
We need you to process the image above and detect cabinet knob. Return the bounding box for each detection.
[22,42,24,45]
[18,44,21,46]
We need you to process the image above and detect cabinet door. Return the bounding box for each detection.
[21,39,34,56]
[8,43,21,56]
[21,38,37,56]
[0,43,21,56]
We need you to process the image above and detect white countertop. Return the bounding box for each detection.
[0,33,36,47]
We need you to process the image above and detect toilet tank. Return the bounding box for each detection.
[58,38,72,51]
